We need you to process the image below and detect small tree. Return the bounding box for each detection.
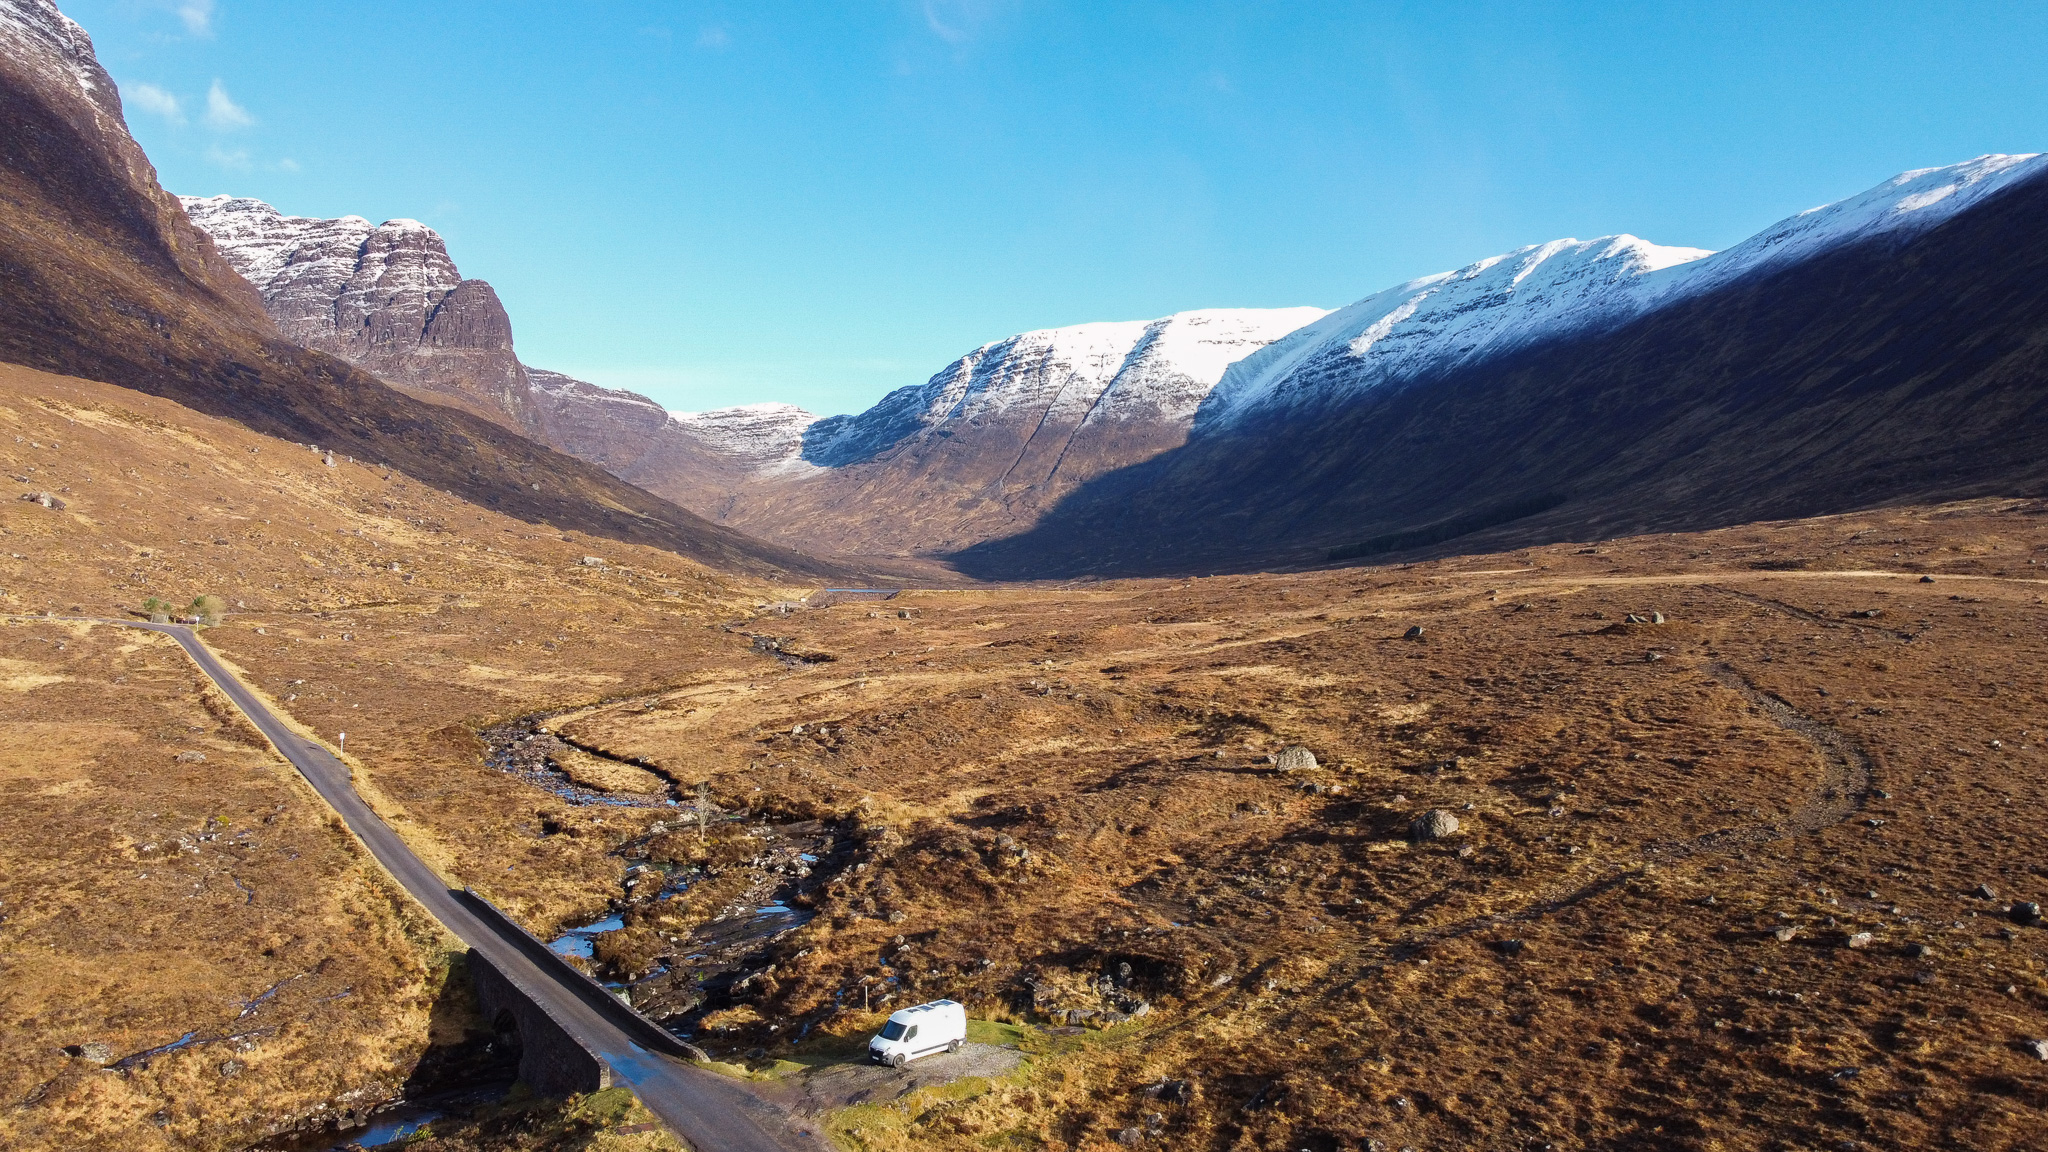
[188,594,227,626]
[141,595,173,623]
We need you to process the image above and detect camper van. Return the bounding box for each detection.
[867,999,968,1067]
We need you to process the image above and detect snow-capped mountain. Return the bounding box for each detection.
[0,0,112,113]
[179,150,2048,570]
[180,194,542,435]
[671,404,821,474]
[1200,153,2047,427]
[0,0,826,577]
[799,307,1328,468]
[958,152,2048,577]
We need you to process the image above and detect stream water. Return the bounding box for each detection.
[479,709,838,1043]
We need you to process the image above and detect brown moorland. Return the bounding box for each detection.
[6,361,2048,1149]
[531,504,2048,1151]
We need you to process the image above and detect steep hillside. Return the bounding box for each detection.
[0,0,834,579]
[957,157,2048,577]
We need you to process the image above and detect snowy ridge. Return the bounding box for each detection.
[180,194,469,353]
[1202,154,2047,426]
[0,0,113,111]
[671,403,823,475]
[1666,152,2048,297]
[801,307,1327,468]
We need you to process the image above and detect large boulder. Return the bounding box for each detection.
[1273,745,1318,772]
[1410,809,1461,841]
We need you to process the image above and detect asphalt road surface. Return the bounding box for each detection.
[112,621,827,1152]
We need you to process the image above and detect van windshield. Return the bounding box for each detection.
[880,1021,907,1041]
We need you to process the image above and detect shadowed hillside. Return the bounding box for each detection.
[953,165,2048,579]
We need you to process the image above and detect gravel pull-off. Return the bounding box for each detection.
[1273,745,1318,772]
[1410,809,1461,840]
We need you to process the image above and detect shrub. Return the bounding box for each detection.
[188,594,227,626]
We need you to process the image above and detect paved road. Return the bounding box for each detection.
[101,621,825,1152]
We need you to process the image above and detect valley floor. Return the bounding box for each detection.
[3,362,2047,1150]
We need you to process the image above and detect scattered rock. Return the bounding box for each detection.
[1625,613,1648,624]
[1920,575,1936,583]
[2009,902,2042,927]
[1976,884,1998,900]
[1403,625,1424,640]
[1774,927,1799,943]
[1906,943,1934,958]
[1491,938,1527,957]
[1645,651,1663,662]
[1850,608,1883,619]
[886,910,907,924]
[2025,1039,2048,1062]
[1845,932,1874,949]
[1273,745,1318,773]
[1409,809,1461,841]
[174,750,206,763]
[18,491,65,510]
[579,556,605,567]
[1143,1078,1194,1104]
[1117,1127,1144,1146]
[219,1058,244,1078]
[67,1042,114,1064]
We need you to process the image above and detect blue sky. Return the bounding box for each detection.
[69,1,2048,417]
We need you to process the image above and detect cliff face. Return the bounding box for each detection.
[0,0,837,578]
[180,195,543,436]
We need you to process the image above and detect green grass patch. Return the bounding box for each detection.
[965,1019,1030,1048]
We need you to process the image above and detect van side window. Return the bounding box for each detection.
[903,1025,919,1042]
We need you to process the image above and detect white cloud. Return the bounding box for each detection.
[921,0,1007,46]
[176,0,215,36]
[204,144,252,171]
[127,82,184,124]
[203,79,254,130]
[276,157,301,173]
[923,1,970,44]
[695,24,731,49]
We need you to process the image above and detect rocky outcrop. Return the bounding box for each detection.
[179,195,542,436]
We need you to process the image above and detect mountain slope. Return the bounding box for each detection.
[0,0,834,579]
[955,156,2048,577]
[623,308,1329,557]
[180,195,545,436]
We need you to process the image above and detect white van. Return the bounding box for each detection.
[867,999,967,1067]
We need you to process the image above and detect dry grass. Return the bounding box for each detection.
[0,619,452,1151]
[551,503,2048,1151]
[7,360,2048,1149]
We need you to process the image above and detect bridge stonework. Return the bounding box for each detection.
[468,948,613,1097]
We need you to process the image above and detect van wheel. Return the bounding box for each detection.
[889,1052,907,1069]
[947,1039,963,1054]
